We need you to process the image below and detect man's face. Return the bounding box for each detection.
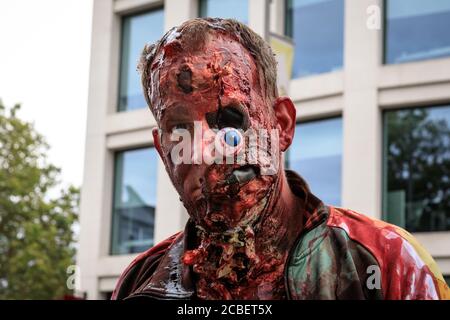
[152,33,280,232]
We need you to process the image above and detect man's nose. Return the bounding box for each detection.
[191,120,215,165]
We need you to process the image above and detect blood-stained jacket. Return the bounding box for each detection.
[112,171,450,300]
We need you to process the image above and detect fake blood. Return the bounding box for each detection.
[144,24,303,299]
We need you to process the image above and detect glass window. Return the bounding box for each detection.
[111,147,158,255]
[118,9,164,112]
[285,0,344,78]
[383,105,450,232]
[199,0,248,24]
[385,0,450,64]
[287,118,343,205]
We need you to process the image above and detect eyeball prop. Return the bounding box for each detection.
[215,127,244,158]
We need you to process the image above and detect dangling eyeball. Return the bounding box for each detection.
[215,127,244,157]
[224,129,241,146]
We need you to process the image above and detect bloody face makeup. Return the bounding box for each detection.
[143,24,302,300]
[149,31,281,233]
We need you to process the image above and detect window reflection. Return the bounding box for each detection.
[385,0,450,64]
[118,9,164,112]
[285,0,344,78]
[199,0,248,24]
[383,105,450,232]
[287,118,343,206]
[111,148,158,255]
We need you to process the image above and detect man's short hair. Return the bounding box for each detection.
[138,18,279,118]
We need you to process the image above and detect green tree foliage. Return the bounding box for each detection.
[0,101,79,299]
[385,108,450,232]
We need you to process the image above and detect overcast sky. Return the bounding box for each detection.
[0,0,93,189]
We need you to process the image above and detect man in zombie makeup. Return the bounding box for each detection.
[112,18,450,300]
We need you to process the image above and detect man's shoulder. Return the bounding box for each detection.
[327,206,408,246]
[288,206,449,299]
[326,206,434,265]
[297,205,415,257]
[326,206,449,299]
[111,232,182,300]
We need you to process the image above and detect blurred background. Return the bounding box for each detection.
[0,0,449,299]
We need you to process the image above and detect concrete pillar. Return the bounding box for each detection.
[249,0,270,39]
[342,0,383,218]
[164,0,197,31]
[77,0,116,300]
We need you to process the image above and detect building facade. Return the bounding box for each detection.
[78,0,450,299]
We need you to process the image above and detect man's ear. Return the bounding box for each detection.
[273,96,296,152]
[152,127,164,158]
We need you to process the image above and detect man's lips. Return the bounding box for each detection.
[226,165,259,185]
